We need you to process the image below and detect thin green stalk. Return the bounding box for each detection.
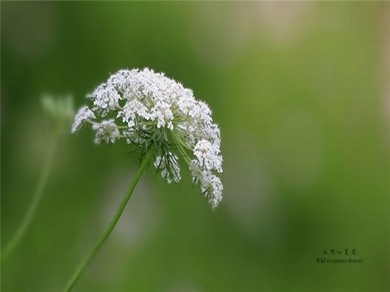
[1,133,58,261]
[65,147,154,292]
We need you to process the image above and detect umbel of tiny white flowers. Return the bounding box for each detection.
[72,68,223,208]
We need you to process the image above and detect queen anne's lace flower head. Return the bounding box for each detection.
[72,68,223,208]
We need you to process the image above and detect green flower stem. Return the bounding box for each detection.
[65,147,154,292]
[1,133,58,261]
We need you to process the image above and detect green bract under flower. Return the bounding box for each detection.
[72,68,223,208]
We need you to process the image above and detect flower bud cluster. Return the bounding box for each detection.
[42,94,75,134]
[72,68,223,208]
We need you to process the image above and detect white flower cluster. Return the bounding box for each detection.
[72,68,223,208]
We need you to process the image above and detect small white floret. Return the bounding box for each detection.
[92,120,120,144]
[72,106,95,133]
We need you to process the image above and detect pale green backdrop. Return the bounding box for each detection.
[2,2,389,291]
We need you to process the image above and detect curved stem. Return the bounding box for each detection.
[65,147,154,292]
[1,133,58,261]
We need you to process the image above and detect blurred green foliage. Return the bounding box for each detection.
[2,2,389,291]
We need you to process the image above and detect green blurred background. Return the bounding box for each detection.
[2,2,389,291]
